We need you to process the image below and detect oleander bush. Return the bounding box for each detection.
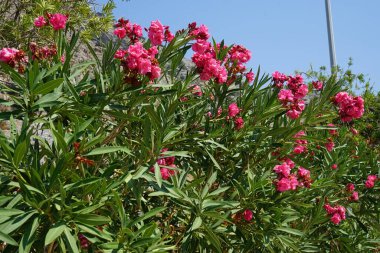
[0,13,379,253]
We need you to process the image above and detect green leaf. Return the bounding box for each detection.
[75,214,111,226]
[33,78,64,95]
[0,211,37,234]
[19,217,39,253]
[161,150,190,158]
[276,227,304,237]
[203,225,222,253]
[0,208,24,217]
[63,227,79,253]
[45,223,66,246]
[154,163,163,188]
[190,217,202,231]
[13,141,27,166]
[33,92,62,108]
[85,146,132,156]
[128,207,167,227]
[0,230,18,246]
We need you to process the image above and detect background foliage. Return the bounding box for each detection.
[0,1,379,252]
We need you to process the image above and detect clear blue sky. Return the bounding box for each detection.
[96,0,380,92]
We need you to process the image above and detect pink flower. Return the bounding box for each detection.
[228,103,240,117]
[190,24,210,40]
[293,84,309,99]
[272,71,287,88]
[325,141,335,152]
[349,191,359,201]
[334,92,365,122]
[330,213,342,224]
[312,81,323,90]
[192,39,211,54]
[324,204,346,224]
[48,13,68,30]
[287,74,304,91]
[137,58,152,74]
[327,123,338,135]
[297,167,310,178]
[284,158,295,169]
[191,85,203,96]
[288,175,299,190]
[114,27,127,39]
[60,55,65,63]
[150,65,161,80]
[294,100,306,111]
[148,20,165,46]
[148,46,158,57]
[276,177,291,192]
[350,128,359,135]
[331,164,338,170]
[365,175,377,188]
[34,16,47,27]
[334,92,351,105]
[234,117,244,130]
[286,109,302,119]
[273,163,291,178]
[323,204,336,215]
[293,131,306,139]
[164,26,174,42]
[243,209,253,221]
[127,42,144,58]
[132,24,143,38]
[365,180,375,189]
[293,145,307,154]
[278,89,294,105]
[246,71,254,82]
[0,48,18,63]
[228,45,251,64]
[337,206,346,220]
[114,49,127,59]
[346,183,355,192]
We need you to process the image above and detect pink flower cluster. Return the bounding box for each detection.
[29,42,57,61]
[365,174,378,189]
[115,42,161,85]
[225,45,253,84]
[148,20,174,46]
[190,22,253,85]
[0,47,27,72]
[346,183,359,202]
[179,84,203,102]
[150,149,177,180]
[293,131,308,154]
[190,23,228,84]
[334,92,365,122]
[245,71,255,83]
[191,84,203,97]
[228,45,251,64]
[325,138,335,152]
[232,209,253,223]
[78,234,89,249]
[312,81,323,90]
[272,71,287,88]
[277,74,308,119]
[113,18,143,43]
[228,103,244,130]
[323,204,346,225]
[34,13,68,30]
[273,160,311,192]
[327,123,338,136]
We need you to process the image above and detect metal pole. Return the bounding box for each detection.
[325,0,337,72]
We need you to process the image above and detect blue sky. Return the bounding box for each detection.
[96,0,380,92]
